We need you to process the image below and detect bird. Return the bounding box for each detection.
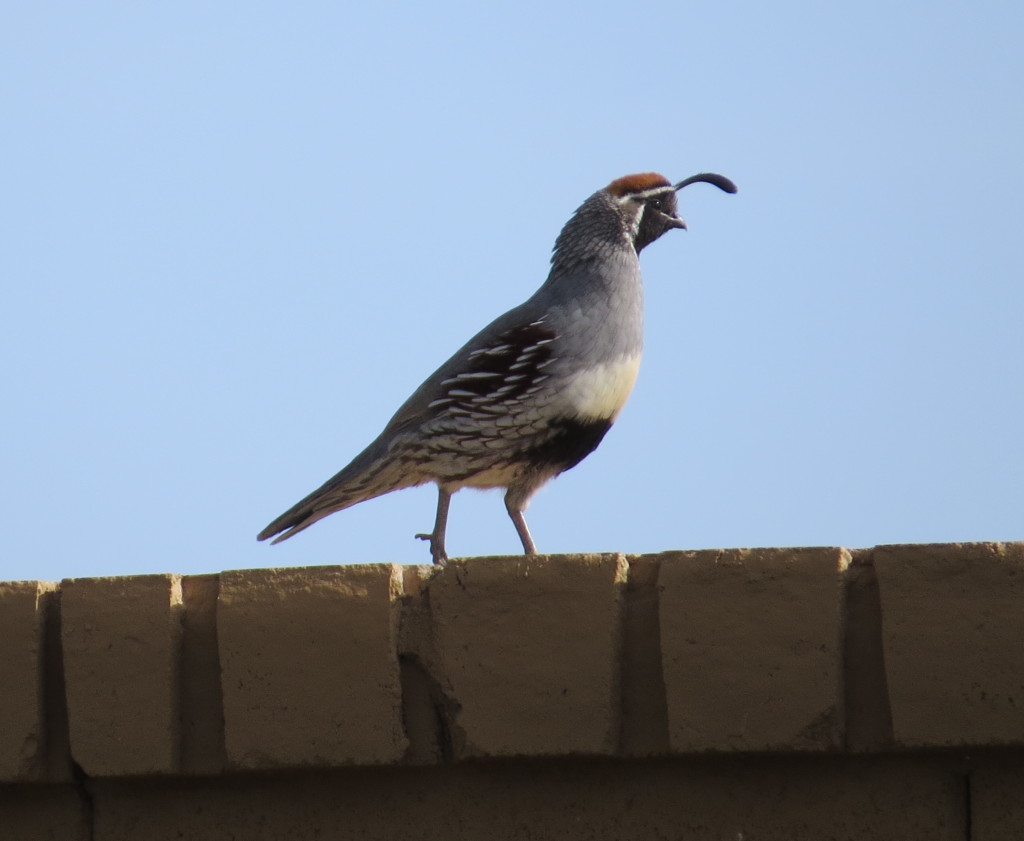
[258,171,737,564]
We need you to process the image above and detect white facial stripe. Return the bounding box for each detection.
[618,186,675,241]
[561,354,642,421]
[616,186,675,204]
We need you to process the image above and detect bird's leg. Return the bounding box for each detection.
[504,492,538,556]
[415,486,452,566]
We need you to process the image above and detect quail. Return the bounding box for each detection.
[258,171,737,564]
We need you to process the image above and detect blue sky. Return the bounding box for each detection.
[3,2,1022,581]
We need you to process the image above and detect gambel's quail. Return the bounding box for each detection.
[258,171,736,563]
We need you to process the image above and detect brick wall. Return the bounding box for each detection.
[1,543,1022,840]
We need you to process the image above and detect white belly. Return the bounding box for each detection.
[560,353,641,422]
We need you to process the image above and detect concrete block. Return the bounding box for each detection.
[0,581,57,781]
[972,759,1024,841]
[875,541,1024,747]
[62,574,182,776]
[0,785,87,841]
[659,547,847,752]
[427,553,627,758]
[218,564,406,768]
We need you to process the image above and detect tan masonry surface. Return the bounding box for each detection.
[1,542,1022,839]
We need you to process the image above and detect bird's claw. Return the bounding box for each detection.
[414,532,448,566]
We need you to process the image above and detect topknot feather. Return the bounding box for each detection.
[606,173,672,198]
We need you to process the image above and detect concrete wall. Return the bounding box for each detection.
[1,543,1022,839]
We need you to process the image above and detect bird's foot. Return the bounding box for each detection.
[415,532,449,566]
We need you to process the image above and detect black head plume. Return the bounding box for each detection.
[673,172,738,194]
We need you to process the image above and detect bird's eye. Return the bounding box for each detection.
[649,197,663,210]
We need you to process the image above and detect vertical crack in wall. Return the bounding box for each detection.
[41,586,94,839]
[70,760,95,841]
[618,554,669,755]
[399,654,458,764]
[179,575,228,774]
[842,549,895,751]
[397,570,459,764]
[39,587,72,781]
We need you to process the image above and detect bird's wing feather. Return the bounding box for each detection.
[257,299,549,543]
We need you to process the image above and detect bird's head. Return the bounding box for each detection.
[607,171,738,253]
[550,170,737,272]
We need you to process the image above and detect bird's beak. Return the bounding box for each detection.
[668,216,687,231]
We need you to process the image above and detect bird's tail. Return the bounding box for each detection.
[256,439,424,544]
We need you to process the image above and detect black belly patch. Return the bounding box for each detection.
[526,417,613,474]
